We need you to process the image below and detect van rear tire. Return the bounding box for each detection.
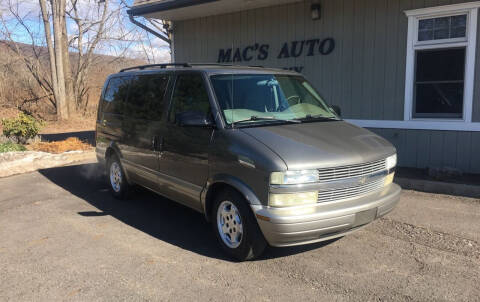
[106,154,130,199]
[212,189,267,261]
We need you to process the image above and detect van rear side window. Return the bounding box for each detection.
[127,74,169,120]
[102,77,130,114]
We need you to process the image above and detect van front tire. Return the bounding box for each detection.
[212,189,267,261]
[106,155,130,199]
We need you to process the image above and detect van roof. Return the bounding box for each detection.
[115,63,300,76]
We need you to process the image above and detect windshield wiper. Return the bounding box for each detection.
[296,114,340,121]
[234,116,302,125]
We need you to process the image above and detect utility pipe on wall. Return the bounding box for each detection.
[128,14,171,45]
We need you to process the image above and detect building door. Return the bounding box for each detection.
[157,72,213,211]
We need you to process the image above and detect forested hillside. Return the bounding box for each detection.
[0,41,144,131]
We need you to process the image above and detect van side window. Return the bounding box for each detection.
[102,77,130,114]
[169,74,210,122]
[127,74,169,120]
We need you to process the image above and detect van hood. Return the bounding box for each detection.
[240,121,395,170]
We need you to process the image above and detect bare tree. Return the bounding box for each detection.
[0,0,171,119]
[52,0,68,119]
[61,5,74,115]
[1,0,69,119]
[68,0,111,111]
[39,0,59,115]
[120,0,172,62]
[0,1,58,112]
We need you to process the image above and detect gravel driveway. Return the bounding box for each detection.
[0,160,479,301]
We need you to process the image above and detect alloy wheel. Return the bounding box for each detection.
[109,161,122,193]
[216,200,243,248]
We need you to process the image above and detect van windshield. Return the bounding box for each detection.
[210,74,339,126]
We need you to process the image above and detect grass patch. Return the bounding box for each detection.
[30,137,92,154]
[0,142,27,153]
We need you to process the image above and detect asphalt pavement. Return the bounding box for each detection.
[0,160,479,301]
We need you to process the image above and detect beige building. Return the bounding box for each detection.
[129,0,480,174]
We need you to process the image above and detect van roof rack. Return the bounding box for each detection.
[119,63,191,72]
[188,63,232,67]
[189,63,265,68]
[119,62,265,73]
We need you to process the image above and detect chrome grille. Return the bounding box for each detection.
[317,178,385,203]
[317,159,386,182]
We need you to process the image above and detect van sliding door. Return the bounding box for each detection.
[121,74,169,190]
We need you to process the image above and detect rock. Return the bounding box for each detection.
[0,135,41,144]
[0,150,96,178]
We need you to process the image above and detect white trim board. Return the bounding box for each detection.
[346,119,480,132]
[405,1,480,17]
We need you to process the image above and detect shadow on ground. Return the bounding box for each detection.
[39,162,337,261]
[40,131,96,146]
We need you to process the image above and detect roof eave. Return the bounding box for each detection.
[128,0,219,16]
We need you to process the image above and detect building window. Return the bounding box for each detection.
[405,3,479,122]
[414,48,465,118]
[418,15,467,42]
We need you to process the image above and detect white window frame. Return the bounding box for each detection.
[404,2,479,123]
[347,2,480,132]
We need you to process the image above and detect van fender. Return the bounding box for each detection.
[201,174,262,219]
[106,141,123,159]
[105,141,132,184]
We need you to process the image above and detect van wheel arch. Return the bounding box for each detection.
[205,183,232,221]
[105,147,116,163]
[105,147,118,173]
[204,177,263,222]
[205,183,248,222]
[105,147,131,184]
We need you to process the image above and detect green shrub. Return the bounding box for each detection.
[0,142,27,153]
[1,113,44,144]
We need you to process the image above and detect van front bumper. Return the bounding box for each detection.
[250,183,401,247]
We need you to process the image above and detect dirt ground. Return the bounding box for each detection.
[0,160,479,301]
[39,114,96,134]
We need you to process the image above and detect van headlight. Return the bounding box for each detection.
[386,154,397,171]
[270,170,318,185]
[269,191,318,207]
[385,154,397,186]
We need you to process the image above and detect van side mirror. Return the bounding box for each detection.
[330,105,341,117]
[177,111,215,127]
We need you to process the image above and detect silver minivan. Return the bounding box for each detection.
[96,63,401,261]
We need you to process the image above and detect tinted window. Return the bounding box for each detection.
[169,74,210,122]
[414,48,465,118]
[102,77,130,114]
[127,74,169,120]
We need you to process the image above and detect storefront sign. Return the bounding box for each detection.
[217,38,335,63]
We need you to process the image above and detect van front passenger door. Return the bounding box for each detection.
[158,73,213,211]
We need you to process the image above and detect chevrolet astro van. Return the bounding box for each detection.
[96,63,401,261]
